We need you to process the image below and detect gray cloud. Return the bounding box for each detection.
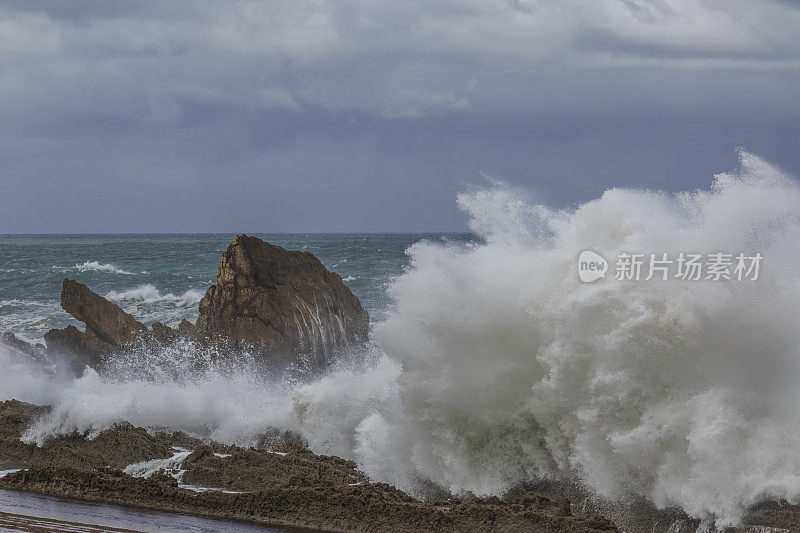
[1,0,799,232]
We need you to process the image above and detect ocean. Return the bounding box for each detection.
[4,154,800,530]
[0,233,472,344]
[0,232,470,531]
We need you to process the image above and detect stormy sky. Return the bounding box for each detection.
[1,0,799,233]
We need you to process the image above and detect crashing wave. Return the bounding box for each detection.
[105,285,204,307]
[299,150,800,528]
[6,151,800,529]
[54,261,134,275]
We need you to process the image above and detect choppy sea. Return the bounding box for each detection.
[0,233,472,344]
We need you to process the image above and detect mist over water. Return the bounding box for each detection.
[3,151,800,528]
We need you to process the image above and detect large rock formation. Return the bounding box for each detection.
[195,234,369,363]
[44,279,148,369]
[40,235,369,371]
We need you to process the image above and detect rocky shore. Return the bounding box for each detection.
[0,400,619,533]
[19,234,371,373]
[3,400,796,533]
[2,235,798,532]
[0,236,619,531]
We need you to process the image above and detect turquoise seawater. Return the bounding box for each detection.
[0,233,473,344]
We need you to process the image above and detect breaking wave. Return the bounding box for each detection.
[0,300,71,345]
[102,285,205,326]
[105,285,204,307]
[4,150,800,528]
[54,261,135,275]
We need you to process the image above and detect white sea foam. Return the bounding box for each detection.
[17,341,297,447]
[123,447,248,493]
[5,151,800,528]
[102,285,205,326]
[124,447,193,480]
[342,151,800,528]
[54,261,134,275]
[0,343,60,404]
[179,484,247,494]
[105,285,204,307]
[0,299,64,344]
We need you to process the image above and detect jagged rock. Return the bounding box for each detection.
[44,279,147,370]
[40,237,368,371]
[44,324,111,361]
[1,332,31,352]
[177,318,196,337]
[60,279,147,346]
[0,400,171,469]
[150,322,179,344]
[0,332,47,362]
[148,319,195,345]
[195,234,369,363]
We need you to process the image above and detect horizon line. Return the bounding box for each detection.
[0,231,474,237]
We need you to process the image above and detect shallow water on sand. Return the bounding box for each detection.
[0,489,314,532]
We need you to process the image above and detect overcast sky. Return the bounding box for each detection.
[1,0,799,232]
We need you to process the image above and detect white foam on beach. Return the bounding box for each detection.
[178,484,247,494]
[6,151,800,528]
[123,447,248,494]
[123,448,193,480]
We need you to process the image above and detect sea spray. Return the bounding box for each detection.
[347,151,800,528]
[0,343,58,406]
[3,151,800,528]
[296,151,800,527]
[18,342,298,447]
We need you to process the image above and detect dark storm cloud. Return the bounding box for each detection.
[1,0,799,232]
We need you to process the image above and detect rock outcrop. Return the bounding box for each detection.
[0,400,620,533]
[0,332,47,362]
[195,234,369,363]
[61,279,147,346]
[44,279,148,370]
[40,235,369,371]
